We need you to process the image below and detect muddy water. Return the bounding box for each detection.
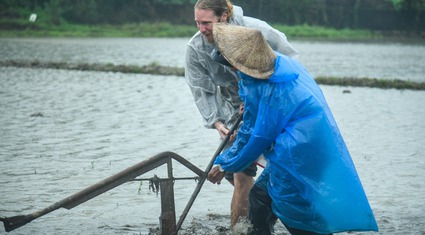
[1,38,425,234]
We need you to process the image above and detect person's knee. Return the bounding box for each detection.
[248,185,277,234]
[233,172,254,190]
[249,185,270,210]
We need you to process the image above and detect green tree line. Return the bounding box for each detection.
[1,0,424,32]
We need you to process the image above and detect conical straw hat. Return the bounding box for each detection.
[213,23,276,79]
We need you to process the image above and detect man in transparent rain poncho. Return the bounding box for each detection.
[207,23,379,235]
[185,0,298,229]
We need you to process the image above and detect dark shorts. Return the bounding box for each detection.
[224,163,257,181]
[221,136,258,181]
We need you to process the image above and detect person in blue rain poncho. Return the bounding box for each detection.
[207,23,379,235]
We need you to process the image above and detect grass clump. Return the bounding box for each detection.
[1,60,423,90]
[0,20,198,38]
[272,24,380,40]
[1,18,383,40]
[315,76,425,90]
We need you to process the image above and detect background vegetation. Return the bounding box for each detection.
[0,0,424,38]
[1,1,424,89]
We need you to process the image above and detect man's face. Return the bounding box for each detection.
[194,9,227,43]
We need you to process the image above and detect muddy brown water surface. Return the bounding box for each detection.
[0,38,424,235]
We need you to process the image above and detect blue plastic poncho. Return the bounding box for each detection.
[214,53,379,233]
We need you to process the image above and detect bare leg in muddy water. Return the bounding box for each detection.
[230,172,254,232]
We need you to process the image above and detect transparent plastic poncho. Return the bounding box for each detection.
[184,6,299,129]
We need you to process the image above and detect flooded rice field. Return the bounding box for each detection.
[0,38,424,234]
[1,38,425,82]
